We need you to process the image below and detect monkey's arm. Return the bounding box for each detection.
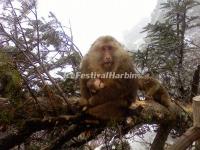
[87,85,116,106]
[80,79,91,99]
[86,100,128,120]
[146,83,160,96]
[79,78,94,107]
[88,78,134,106]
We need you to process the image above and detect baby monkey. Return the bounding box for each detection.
[78,79,105,107]
[138,76,171,108]
[87,78,104,94]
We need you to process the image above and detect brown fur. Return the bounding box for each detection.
[138,76,171,108]
[79,36,138,120]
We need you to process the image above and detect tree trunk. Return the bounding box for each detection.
[150,124,171,150]
[190,65,200,102]
[168,96,200,150]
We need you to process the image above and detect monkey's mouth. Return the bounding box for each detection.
[104,62,113,68]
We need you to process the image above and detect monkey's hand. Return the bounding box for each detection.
[87,96,104,107]
[145,95,152,100]
[88,97,96,106]
[78,98,89,107]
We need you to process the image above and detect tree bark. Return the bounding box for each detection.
[190,65,200,101]
[150,124,172,150]
[168,96,200,150]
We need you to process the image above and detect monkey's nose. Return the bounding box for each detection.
[105,57,111,62]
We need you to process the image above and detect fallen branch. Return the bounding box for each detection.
[43,124,104,150]
[168,127,200,150]
[167,96,200,150]
[0,99,188,149]
[0,115,82,149]
[150,124,172,150]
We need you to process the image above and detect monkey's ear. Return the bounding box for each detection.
[79,54,89,69]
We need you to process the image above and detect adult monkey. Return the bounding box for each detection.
[79,36,138,121]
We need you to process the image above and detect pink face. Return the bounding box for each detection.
[98,44,116,69]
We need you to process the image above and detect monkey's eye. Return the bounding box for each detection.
[102,46,106,51]
[102,46,112,51]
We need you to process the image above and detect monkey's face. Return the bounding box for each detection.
[100,44,115,69]
[91,43,118,71]
[88,36,123,72]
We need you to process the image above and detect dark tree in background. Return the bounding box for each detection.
[190,65,200,101]
[136,0,200,101]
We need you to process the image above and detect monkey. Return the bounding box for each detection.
[86,78,105,93]
[137,76,171,108]
[79,35,138,120]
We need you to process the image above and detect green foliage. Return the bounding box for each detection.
[61,75,79,96]
[161,0,200,23]
[138,22,179,74]
[136,0,200,99]
[0,51,22,103]
[0,110,13,124]
[138,0,200,71]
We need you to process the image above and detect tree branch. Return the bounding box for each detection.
[0,99,188,149]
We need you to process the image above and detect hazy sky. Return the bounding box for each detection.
[38,0,157,54]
